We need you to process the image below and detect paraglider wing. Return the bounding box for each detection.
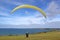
[11,4,46,18]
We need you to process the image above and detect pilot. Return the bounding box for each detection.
[25,32,29,38]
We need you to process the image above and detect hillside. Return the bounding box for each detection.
[0,31,60,40]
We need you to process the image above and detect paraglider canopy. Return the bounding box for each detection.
[11,4,47,18]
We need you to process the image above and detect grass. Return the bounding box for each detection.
[0,31,60,40]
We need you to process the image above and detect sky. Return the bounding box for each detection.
[0,0,60,28]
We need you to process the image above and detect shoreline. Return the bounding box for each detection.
[0,30,60,36]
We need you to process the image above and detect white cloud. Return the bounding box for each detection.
[0,12,10,16]
[45,21,60,28]
[0,20,60,28]
[46,1,60,18]
[0,16,45,25]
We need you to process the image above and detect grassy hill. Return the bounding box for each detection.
[0,31,60,40]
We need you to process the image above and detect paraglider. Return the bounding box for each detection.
[11,4,46,18]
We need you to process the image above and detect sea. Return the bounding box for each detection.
[0,28,50,36]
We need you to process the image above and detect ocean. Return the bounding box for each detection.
[0,28,49,36]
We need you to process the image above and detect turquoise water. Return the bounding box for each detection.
[0,28,49,35]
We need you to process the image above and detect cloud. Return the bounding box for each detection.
[46,1,60,18]
[0,9,46,25]
[45,21,60,28]
[0,16,46,25]
[0,21,60,28]
[0,12,9,16]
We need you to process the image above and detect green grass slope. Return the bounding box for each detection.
[0,31,60,40]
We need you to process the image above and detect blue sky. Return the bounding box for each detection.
[0,0,60,28]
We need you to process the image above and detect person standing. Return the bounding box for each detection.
[25,32,29,38]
